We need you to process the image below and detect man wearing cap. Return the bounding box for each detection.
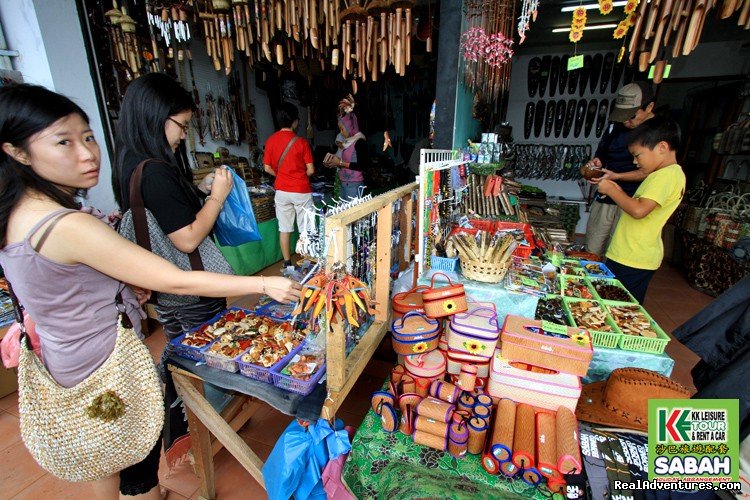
[583,82,656,256]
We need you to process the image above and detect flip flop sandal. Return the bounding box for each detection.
[611,57,626,93]
[568,64,580,95]
[534,100,546,138]
[371,391,395,413]
[574,98,587,138]
[379,402,399,433]
[539,55,552,97]
[600,52,615,93]
[723,159,737,179]
[596,99,609,137]
[559,55,570,95]
[563,99,576,138]
[544,100,556,137]
[528,57,542,98]
[524,102,535,139]
[555,99,566,138]
[589,53,603,94]
[549,56,560,97]
[585,99,598,137]
[623,65,635,86]
[578,55,592,97]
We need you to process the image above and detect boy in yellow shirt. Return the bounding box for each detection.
[595,116,685,303]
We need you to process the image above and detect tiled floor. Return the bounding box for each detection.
[0,262,711,499]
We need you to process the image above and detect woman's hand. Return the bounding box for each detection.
[210,166,233,202]
[128,284,152,305]
[262,276,302,303]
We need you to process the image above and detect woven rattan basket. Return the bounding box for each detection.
[459,258,510,283]
[251,194,275,223]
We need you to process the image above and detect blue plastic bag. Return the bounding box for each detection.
[213,167,262,246]
[262,419,352,500]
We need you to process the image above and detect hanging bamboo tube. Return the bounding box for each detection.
[118,10,139,74]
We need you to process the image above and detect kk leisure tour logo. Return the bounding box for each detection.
[648,399,739,483]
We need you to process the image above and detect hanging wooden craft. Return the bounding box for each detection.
[460,0,516,111]
[292,262,375,328]
[623,0,749,72]
[517,0,539,43]
[569,7,587,43]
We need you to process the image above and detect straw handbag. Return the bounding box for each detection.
[13,288,164,482]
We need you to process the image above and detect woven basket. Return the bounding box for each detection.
[251,194,275,223]
[459,258,510,283]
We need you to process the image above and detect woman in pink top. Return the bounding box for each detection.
[324,95,369,199]
[0,84,301,498]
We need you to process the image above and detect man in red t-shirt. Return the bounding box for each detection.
[263,102,315,267]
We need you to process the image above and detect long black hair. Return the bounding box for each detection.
[112,73,195,209]
[0,84,89,247]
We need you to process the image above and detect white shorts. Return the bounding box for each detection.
[274,191,314,233]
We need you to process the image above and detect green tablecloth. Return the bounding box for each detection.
[343,409,549,500]
[216,218,298,276]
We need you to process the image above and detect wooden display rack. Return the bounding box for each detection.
[322,182,418,419]
[170,182,418,499]
[417,149,466,276]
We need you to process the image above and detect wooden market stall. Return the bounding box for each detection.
[170,182,418,499]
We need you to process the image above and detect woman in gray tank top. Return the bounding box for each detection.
[0,85,301,498]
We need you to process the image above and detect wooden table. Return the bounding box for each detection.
[170,183,419,499]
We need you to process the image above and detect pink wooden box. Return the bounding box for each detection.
[487,350,581,412]
[500,315,593,377]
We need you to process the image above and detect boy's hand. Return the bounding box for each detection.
[597,179,622,196]
[590,168,618,184]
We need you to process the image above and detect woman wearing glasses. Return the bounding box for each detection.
[111,73,285,458]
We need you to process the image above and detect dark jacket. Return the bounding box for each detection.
[673,274,750,441]
[594,123,642,204]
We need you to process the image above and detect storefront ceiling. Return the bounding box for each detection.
[516,0,750,50]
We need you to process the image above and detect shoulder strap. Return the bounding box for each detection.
[129,160,204,272]
[276,136,299,176]
[31,210,78,253]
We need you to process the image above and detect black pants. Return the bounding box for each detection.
[605,259,655,304]
[119,434,161,495]
[155,297,227,451]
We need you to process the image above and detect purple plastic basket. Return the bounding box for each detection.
[272,360,327,395]
[171,332,215,362]
[237,342,306,383]
[170,306,255,362]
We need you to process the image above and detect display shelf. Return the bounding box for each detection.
[322,182,418,419]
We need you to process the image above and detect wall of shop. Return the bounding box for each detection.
[0,0,117,212]
[505,37,749,235]
[507,47,623,234]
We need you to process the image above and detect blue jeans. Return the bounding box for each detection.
[341,180,364,200]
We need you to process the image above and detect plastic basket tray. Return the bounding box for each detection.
[254,300,296,320]
[204,348,247,372]
[562,297,622,349]
[559,275,596,300]
[169,306,252,362]
[237,342,306,383]
[589,278,637,304]
[171,333,215,362]
[272,361,327,395]
[430,256,459,272]
[580,260,616,279]
[603,301,671,354]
